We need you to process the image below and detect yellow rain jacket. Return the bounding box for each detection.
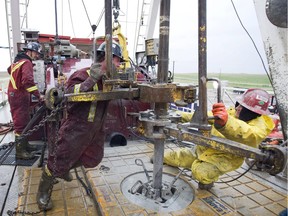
[164,107,274,184]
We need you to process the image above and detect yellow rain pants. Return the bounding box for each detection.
[164,108,274,184]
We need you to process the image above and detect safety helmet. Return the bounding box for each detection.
[23,42,42,54]
[96,41,124,62]
[237,88,271,115]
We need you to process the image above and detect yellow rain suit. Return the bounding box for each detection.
[164,108,274,184]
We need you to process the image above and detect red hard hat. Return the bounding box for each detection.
[237,88,271,115]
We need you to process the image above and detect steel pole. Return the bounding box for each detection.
[105,0,113,78]
[198,0,208,124]
[152,0,170,196]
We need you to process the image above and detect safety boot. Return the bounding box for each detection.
[15,136,35,160]
[16,135,38,152]
[62,171,73,182]
[198,182,214,190]
[36,165,54,211]
[25,140,38,152]
[62,161,83,182]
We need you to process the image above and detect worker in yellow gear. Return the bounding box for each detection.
[163,88,274,190]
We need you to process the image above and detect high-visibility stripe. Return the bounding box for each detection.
[86,69,91,76]
[26,85,38,92]
[93,83,98,91]
[10,61,25,89]
[87,101,97,122]
[87,69,99,122]
[74,84,81,93]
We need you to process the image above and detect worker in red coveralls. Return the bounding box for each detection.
[7,42,43,160]
[36,41,124,211]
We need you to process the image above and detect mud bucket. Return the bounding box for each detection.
[109,133,127,147]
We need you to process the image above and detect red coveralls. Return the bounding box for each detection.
[7,54,40,135]
[47,67,109,177]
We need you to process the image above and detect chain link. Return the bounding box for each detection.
[0,103,64,152]
[6,102,65,215]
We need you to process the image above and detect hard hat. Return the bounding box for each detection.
[23,42,42,54]
[237,88,271,115]
[96,41,124,62]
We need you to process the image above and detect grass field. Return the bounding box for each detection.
[1,72,273,91]
[173,73,272,90]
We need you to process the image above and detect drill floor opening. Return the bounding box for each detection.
[121,171,195,212]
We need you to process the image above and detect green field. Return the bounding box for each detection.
[173,73,272,90]
[1,72,273,91]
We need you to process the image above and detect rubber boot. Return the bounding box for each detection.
[54,161,83,183]
[36,166,54,211]
[24,137,38,152]
[15,136,35,160]
[62,161,83,182]
[62,171,73,182]
[198,182,214,190]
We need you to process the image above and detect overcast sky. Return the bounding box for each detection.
[0,0,268,74]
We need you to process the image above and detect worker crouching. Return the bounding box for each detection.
[36,42,124,211]
[163,88,275,190]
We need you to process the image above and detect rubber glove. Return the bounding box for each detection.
[212,103,228,128]
[90,63,104,81]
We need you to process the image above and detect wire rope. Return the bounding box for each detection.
[68,0,76,37]
[230,0,272,85]
[81,0,92,27]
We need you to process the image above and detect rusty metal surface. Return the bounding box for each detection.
[138,83,175,103]
[165,125,286,175]
[166,125,268,160]
[104,0,113,79]
[197,0,208,127]
[65,88,139,102]
[174,84,197,106]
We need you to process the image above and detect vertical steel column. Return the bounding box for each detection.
[157,0,170,84]
[198,0,208,125]
[152,0,170,197]
[10,0,21,58]
[105,0,113,78]
[54,0,59,41]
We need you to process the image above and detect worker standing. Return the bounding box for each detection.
[163,88,275,189]
[7,42,43,160]
[36,41,124,211]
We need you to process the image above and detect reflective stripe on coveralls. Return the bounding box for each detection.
[26,85,38,92]
[87,69,99,122]
[10,61,25,89]
[74,70,99,122]
[164,108,274,184]
[47,66,108,177]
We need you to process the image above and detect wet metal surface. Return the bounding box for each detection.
[0,98,287,215]
[1,141,287,215]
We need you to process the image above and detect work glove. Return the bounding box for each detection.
[90,63,104,82]
[212,103,228,128]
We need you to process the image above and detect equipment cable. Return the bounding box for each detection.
[81,0,92,29]
[230,0,272,85]
[87,8,105,38]
[215,160,257,183]
[68,0,76,37]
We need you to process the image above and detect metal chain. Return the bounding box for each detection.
[0,103,64,151]
[6,102,65,215]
